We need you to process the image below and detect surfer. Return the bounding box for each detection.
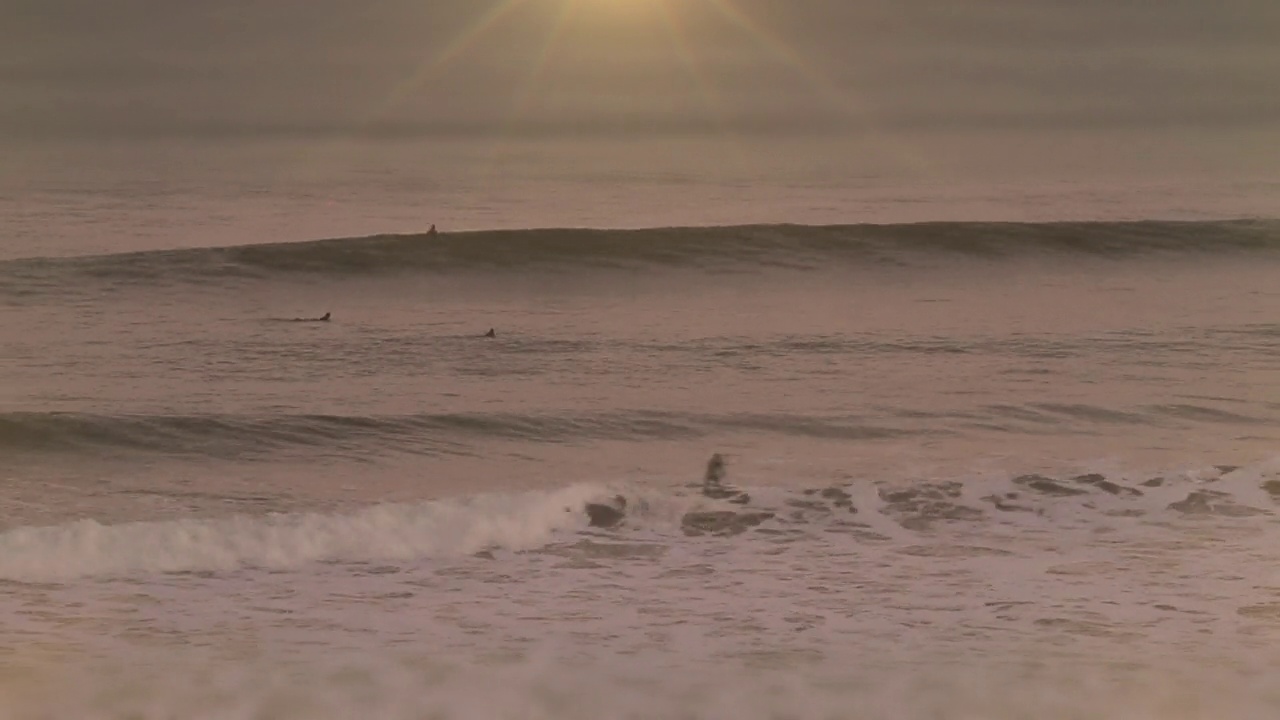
[427,224,438,237]
[484,328,495,338]
[701,453,748,503]
[291,312,330,322]
[704,453,726,490]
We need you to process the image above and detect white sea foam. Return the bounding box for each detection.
[0,484,615,582]
[4,459,1279,583]
[6,463,1280,719]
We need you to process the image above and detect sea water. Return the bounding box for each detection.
[2,137,1279,718]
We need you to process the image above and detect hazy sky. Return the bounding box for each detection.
[3,0,1278,139]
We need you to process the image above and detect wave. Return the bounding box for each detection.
[2,460,1276,582]
[0,485,607,581]
[0,410,922,459]
[3,219,1277,295]
[3,402,1265,459]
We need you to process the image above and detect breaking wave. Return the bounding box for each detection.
[0,485,607,581]
[2,461,1277,582]
[3,219,1277,295]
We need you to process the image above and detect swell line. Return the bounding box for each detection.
[3,220,1276,297]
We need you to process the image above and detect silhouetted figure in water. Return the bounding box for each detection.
[582,452,762,531]
[427,224,438,237]
[484,328,495,338]
[701,452,748,503]
[704,453,726,490]
[292,312,330,322]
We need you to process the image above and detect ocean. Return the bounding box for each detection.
[2,136,1280,718]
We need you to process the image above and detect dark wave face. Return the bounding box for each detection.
[1,403,1268,461]
[2,220,1277,297]
[0,410,928,460]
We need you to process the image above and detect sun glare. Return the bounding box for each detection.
[407,0,831,94]
[582,0,662,10]
[352,0,898,157]
[568,0,669,25]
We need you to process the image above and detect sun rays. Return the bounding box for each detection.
[291,0,933,180]
[364,0,531,129]
[278,0,938,189]
[698,1,866,120]
[500,0,582,137]
[373,0,869,135]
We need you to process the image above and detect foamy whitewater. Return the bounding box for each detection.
[2,141,1279,718]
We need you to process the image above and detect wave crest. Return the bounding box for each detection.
[0,410,921,459]
[0,485,607,581]
[4,220,1277,295]
[4,460,1278,582]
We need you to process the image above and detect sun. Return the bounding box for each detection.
[571,0,668,21]
[583,0,664,8]
[348,0,887,150]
